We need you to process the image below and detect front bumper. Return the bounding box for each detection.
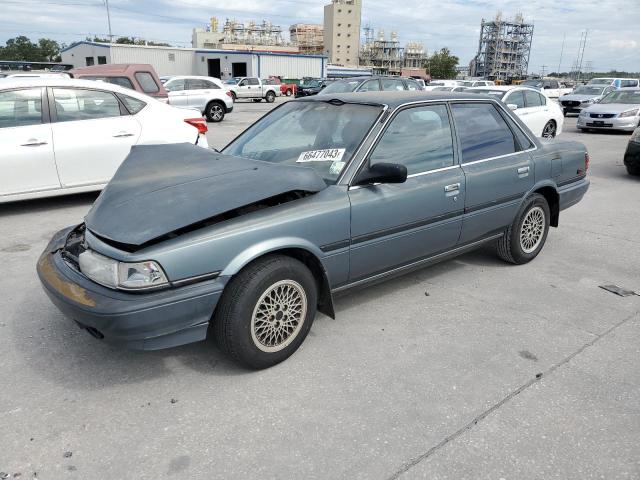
[624,141,640,169]
[37,228,225,351]
[577,115,639,131]
[560,101,589,113]
[558,176,590,211]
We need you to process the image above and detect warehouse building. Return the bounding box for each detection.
[61,42,327,80]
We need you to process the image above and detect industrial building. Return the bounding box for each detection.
[323,0,362,67]
[359,28,428,76]
[289,24,324,55]
[60,42,326,80]
[470,13,534,82]
[192,17,299,53]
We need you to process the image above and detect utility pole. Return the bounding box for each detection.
[576,30,588,83]
[557,33,565,76]
[540,65,547,77]
[105,0,113,42]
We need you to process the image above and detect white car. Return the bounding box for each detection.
[0,78,209,203]
[469,86,564,138]
[161,75,234,122]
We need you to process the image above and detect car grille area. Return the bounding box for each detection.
[590,113,616,118]
[61,225,87,272]
[561,101,581,107]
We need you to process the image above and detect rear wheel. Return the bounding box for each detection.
[285,88,293,97]
[497,193,550,265]
[205,101,225,122]
[213,255,318,369]
[265,91,276,103]
[627,165,640,176]
[542,120,557,138]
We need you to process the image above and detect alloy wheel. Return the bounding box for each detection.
[520,206,546,253]
[542,121,556,138]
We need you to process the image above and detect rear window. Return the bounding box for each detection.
[82,76,134,90]
[135,72,160,93]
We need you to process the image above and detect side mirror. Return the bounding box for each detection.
[353,162,408,187]
[507,103,518,111]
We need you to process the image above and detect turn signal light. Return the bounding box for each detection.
[184,117,208,134]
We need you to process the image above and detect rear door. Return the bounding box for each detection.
[49,87,141,187]
[0,87,60,196]
[521,90,549,137]
[356,79,381,92]
[186,78,220,111]
[451,101,535,244]
[348,103,465,281]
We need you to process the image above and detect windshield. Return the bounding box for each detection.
[573,86,605,95]
[304,80,322,88]
[432,86,453,91]
[523,80,542,88]
[599,90,640,104]
[223,101,382,184]
[320,80,361,94]
[588,78,613,85]
[468,89,506,99]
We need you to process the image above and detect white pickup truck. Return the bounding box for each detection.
[521,79,573,99]
[225,77,279,103]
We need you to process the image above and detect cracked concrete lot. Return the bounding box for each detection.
[0,100,639,479]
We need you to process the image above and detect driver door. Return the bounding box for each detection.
[347,104,465,282]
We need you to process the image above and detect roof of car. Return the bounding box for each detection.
[301,90,500,108]
[70,64,154,74]
[0,77,153,100]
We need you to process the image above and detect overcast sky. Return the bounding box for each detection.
[2,0,639,73]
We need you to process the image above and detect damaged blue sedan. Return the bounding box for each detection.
[38,92,590,369]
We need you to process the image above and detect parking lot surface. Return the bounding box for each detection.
[1,98,639,479]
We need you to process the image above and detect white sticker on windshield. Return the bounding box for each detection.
[329,161,345,175]
[296,148,346,163]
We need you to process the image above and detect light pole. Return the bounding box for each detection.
[105,0,113,42]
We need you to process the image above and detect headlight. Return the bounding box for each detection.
[580,99,594,105]
[79,250,168,290]
[579,110,588,117]
[619,109,639,118]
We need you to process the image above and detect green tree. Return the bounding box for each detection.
[38,38,61,62]
[0,36,61,62]
[425,48,459,79]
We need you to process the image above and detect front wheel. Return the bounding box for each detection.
[285,89,293,97]
[265,91,276,103]
[213,255,318,369]
[562,108,568,117]
[627,165,640,176]
[542,120,557,138]
[205,102,225,122]
[497,193,551,265]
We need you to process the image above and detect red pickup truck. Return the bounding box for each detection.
[264,76,297,97]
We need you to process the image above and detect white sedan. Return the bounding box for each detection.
[0,78,209,203]
[468,86,564,138]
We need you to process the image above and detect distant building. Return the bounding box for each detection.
[470,13,534,82]
[290,24,324,55]
[323,0,362,67]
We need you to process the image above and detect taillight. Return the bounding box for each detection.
[226,91,234,99]
[584,152,590,173]
[184,118,208,134]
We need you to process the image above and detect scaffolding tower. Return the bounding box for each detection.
[360,30,404,75]
[289,24,324,54]
[471,13,534,82]
[221,18,285,46]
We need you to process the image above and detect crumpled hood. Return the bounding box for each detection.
[85,143,327,246]
[584,103,639,115]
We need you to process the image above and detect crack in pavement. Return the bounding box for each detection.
[386,310,640,480]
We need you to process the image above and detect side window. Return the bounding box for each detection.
[451,103,517,163]
[359,80,380,92]
[506,90,525,109]
[108,77,134,90]
[405,79,420,91]
[118,94,146,114]
[134,72,160,93]
[381,78,405,91]
[186,79,210,90]
[370,105,454,175]
[165,79,185,92]
[0,88,43,128]
[537,92,547,105]
[53,88,122,122]
[248,78,260,86]
[523,90,543,107]
[237,79,247,87]
[206,80,220,89]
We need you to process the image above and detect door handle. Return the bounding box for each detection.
[21,139,48,146]
[113,132,134,138]
[518,166,530,175]
[444,183,460,193]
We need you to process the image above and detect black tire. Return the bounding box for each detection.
[213,255,318,369]
[265,91,276,103]
[627,165,640,176]
[285,89,293,97]
[497,193,551,265]
[230,91,237,102]
[252,98,262,103]
[563,108,568,117]
[542,120,557,138]
[205,101,225,122]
